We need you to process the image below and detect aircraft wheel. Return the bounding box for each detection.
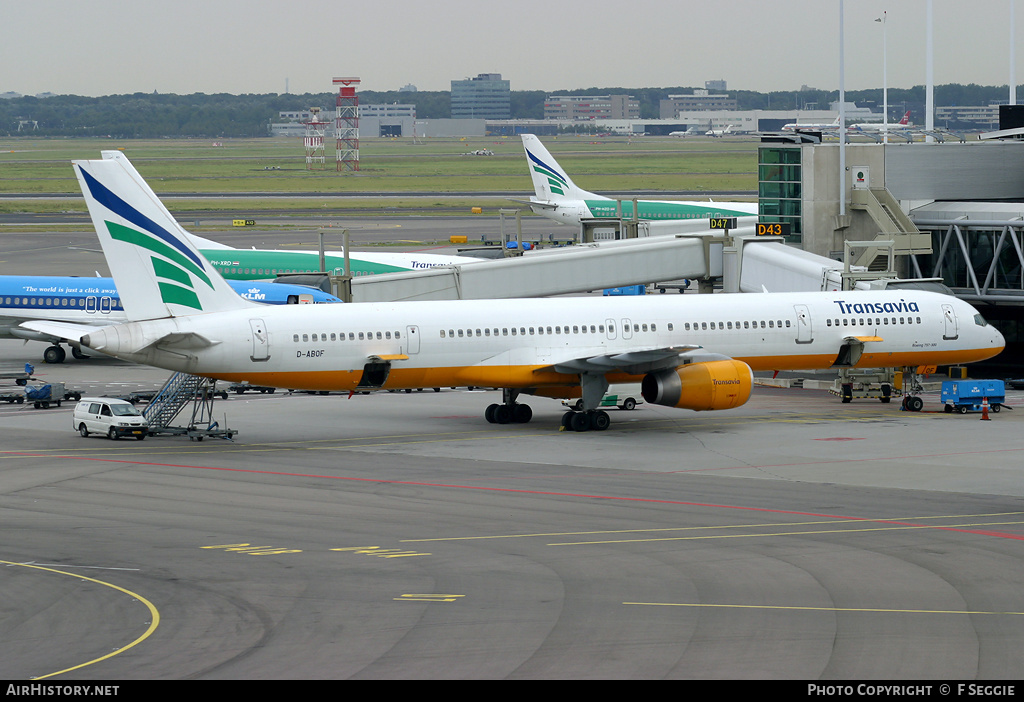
[79,423,89,438]
[108,428,119,441]
[493,405,512,424]
[484,404,499,423]
[561,411,575,429]
[570,412,591,432]
[43,345,66,364]
[592,410,611,431]
[908,396,924,412]
[71,347,89,360]
[512,403,532,424]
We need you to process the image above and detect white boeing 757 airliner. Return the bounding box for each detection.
[22,155,1005,432]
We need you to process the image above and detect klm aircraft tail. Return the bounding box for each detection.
[521,134,596,203]
[73,153,255,321]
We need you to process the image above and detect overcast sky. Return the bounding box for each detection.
[2,1,1019,97]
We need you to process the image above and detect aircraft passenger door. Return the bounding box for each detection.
[793,304,813,344]
[406,325,420,355]
[621,318,633,340]
[249,318,270,362]
[941,304,959,340]
[605,318,617,340]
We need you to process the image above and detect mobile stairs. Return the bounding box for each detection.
[143,372,237,441]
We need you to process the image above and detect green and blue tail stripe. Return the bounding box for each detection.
[526,148,568,196]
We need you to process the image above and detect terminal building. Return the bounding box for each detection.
[756,110,1024,370]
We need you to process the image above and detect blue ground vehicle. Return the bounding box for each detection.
[941,380,1006,414]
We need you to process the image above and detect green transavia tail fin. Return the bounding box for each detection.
[73,154,255,321]
[521,134,595,203]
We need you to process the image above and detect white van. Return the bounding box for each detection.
[73,398,149,440]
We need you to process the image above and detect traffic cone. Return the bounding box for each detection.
[981,396,992,421]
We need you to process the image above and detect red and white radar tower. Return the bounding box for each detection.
[333,77,360,172]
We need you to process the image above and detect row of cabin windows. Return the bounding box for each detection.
[439,322,665,339]
[222,267,374,277]
[293,330,403,342]
[827,317,922,327]
[683,320,790,331]
[2,296,122,309]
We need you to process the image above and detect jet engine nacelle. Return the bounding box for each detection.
[641,359,753,411]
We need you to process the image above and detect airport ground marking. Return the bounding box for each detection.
[401,512,1024,543]
[0,559,160,680]
[395,594,464,602]
[623,601,1024,616]
[201,543,303,555]
[330,546,431,558]
[547,518,1024,546]
[9,453,1024,546]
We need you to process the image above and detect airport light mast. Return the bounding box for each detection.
[303,107,328,170]
[334,77,360,172]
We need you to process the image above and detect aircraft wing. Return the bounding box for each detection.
[541,345,704,375]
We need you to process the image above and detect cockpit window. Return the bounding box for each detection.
[974,313,989,327]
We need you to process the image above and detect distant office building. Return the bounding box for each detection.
[660,89,738,118]
[935,105,1000,129]
[451,73,511,119]
[278,109,328,122]
[360,103,416,119]
[544,94,640,121]
[705,80,727,91]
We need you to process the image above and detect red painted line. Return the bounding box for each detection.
[6,450,1024,543]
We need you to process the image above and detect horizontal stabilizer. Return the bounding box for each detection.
[18,320,96,342]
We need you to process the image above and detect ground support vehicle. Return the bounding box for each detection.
[26,382,67,409]
[941,380,1006,414]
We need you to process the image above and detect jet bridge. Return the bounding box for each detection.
[346,232,729,302]
[340,222,925,303]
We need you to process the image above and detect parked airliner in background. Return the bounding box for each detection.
[781,116,841,132]
[20,154,1005,433]
[850,110,912,133]
[520,134,758,235]
[1,275,339,363]
[95,151,478,282]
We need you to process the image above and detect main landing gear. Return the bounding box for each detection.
[484,389,533,424]
[42,343,89,364]
[560,409,611,432]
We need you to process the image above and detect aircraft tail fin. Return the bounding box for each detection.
[521,134,595,203]
[898,110,911,125]
[73,153,255,321]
